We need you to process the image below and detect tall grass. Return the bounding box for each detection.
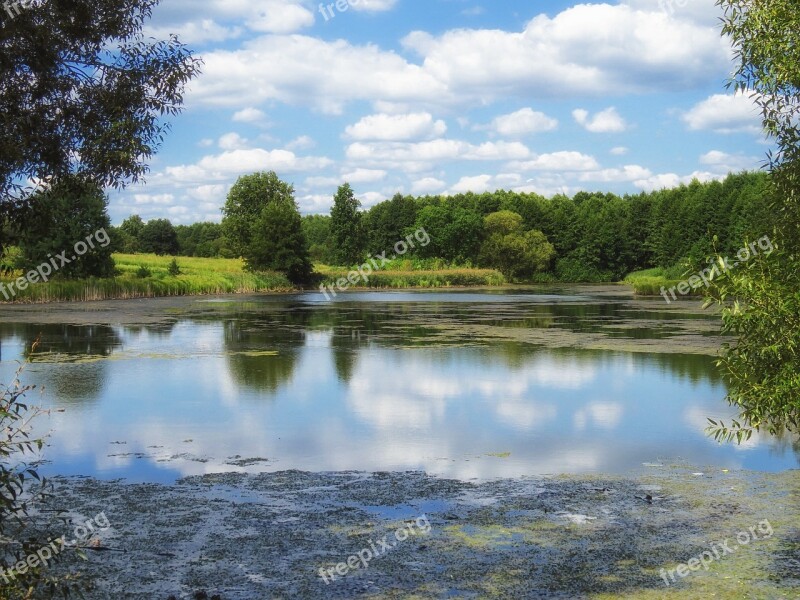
[0,254,294,303]
[318,264,506,289]
[623,266,701,297]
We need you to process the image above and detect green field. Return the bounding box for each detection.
[623,266,703,298]
[316,261,506,290]
[0,254,294,303]
[0,254,508,303]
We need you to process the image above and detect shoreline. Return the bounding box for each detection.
[45,466,800,599]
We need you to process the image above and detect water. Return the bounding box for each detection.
[0,289,797,483]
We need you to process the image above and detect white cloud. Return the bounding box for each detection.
[350,0,397,12]
[682,92,762,134]
[699,150,760,173]
[342,168,388,183]
[488,108,558,137]
[511,151,599,172]
[450,174,493,194]
[411,177,446,194]
[610,146,629,156]
[579,165,652,182]
[188,4,730,111]
[133,193,174,205]
[573,107,628,133]
[346,139,531,171]
[218,132,248,150]
[285,135,315,150]
[634,170,720,191]
[148,0,315,42]
[232,107,267,123]
[166,148,333,184]
[345,112,447,141]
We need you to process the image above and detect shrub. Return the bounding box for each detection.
[1,361,75,598]
[136,265,152,278]
[167,259,181,277]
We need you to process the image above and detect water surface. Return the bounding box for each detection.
[0,288,796,482]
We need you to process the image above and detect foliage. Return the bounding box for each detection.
[139,219,179,255]
[330,183,365,265]
[136,265,152,278]
[167,258,181,276]
[1,361,77,598]
[16,176,116,278]
[0,0,201,251]
[174,222,228,257]
[244,199,312,283]
[704,0,800,440]
[114,171,773,283]
[478,211,555,280]
[222,171,295,257]
[117,215,145,253]
[302,215,334,264]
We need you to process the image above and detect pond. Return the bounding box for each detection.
[0,287,797,483]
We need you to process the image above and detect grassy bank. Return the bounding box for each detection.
[317,263,506,289]
[623,266,703,298]
[0,254,294,303]
[0,254,508,303]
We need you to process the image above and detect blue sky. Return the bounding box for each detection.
[109,0,768,224]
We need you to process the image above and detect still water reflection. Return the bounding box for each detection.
[0,290,797,483]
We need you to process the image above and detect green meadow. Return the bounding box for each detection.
[0,254,294,303]
[0,254,508,303]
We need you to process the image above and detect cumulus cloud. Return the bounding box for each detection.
[166,148,333,184]
[411,177,446,194]
[699,150,760,173]
[487,108,558,137]
[573,107,628,133]
[346,139,531,171]
[682,92,762,134]
[633,170,719,191]
[145,0,316,46]
[510,151,599,172]
[188,4,730,111]
[218,132,248,150]
[232,107,267,123]
[344,112,447,141]
[579,165,652,182]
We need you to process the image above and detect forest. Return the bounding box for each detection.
[106,170,773,283]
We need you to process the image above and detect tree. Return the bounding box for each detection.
[330,183,365,265]
[0,0,202,251]
[302,214,334,264]
[705,0,800,440]
[139,218,179,255]
[119,214,145,253]
[17,176,116,278]
[244,199,312,283]
[479,210,555,279]
[222,172,296,257]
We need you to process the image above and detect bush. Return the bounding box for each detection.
[167,259,181,277]
[1,362,75,598]
[136,265,152,278]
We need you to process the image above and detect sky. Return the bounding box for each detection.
[108,0,769,225]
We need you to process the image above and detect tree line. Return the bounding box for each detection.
[86,169,773,284]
